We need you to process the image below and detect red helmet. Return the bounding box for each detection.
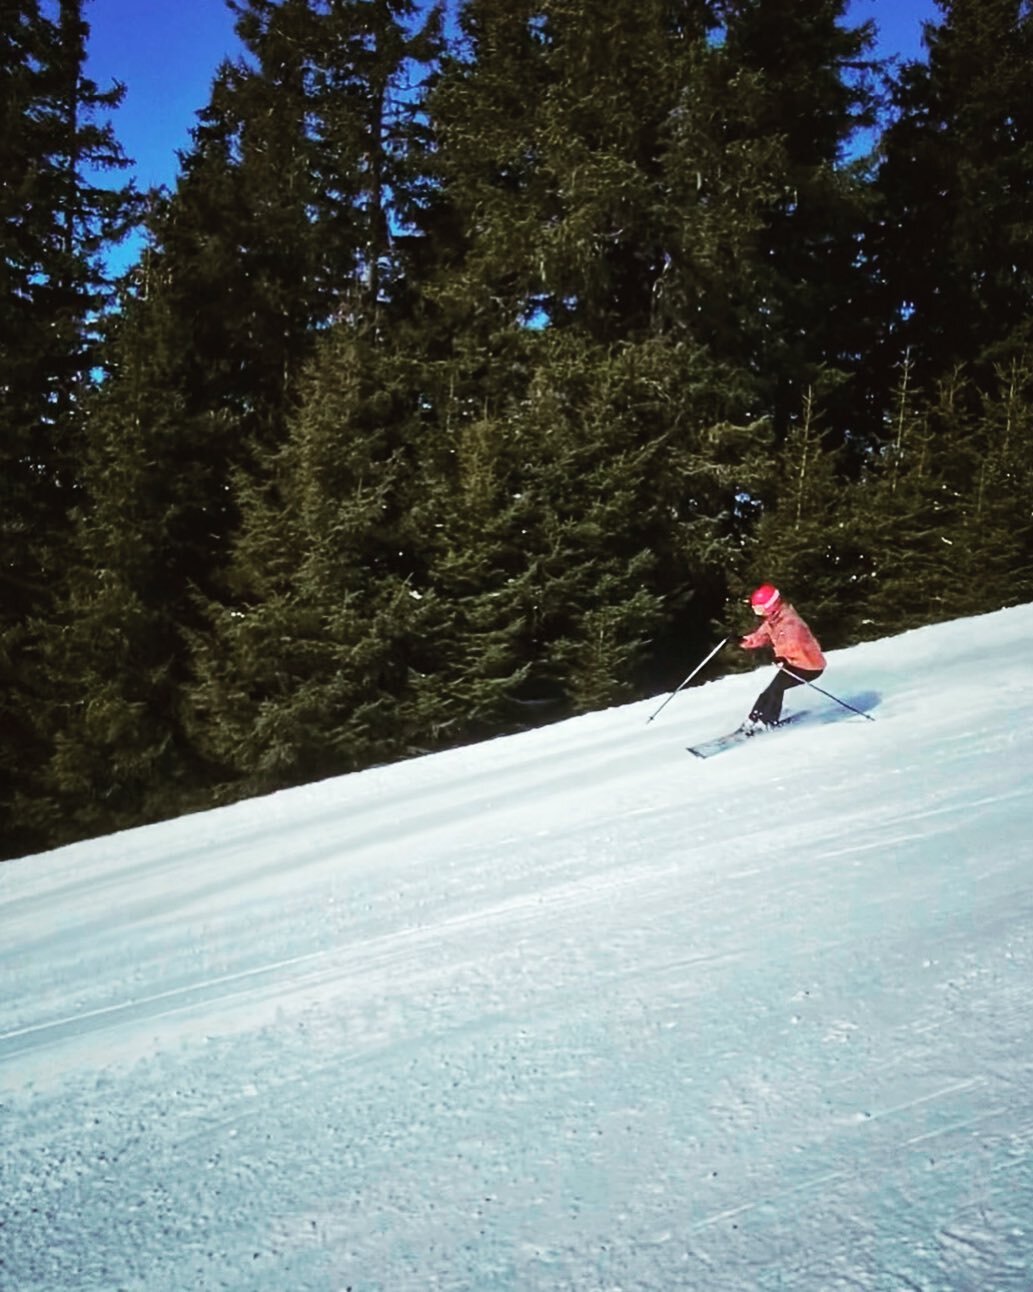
[750,583,781,615]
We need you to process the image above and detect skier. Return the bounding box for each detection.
[739,584,826,730]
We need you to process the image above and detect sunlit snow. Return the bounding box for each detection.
[3,605,1032,1291]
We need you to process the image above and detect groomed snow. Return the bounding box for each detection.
[2,605,1032,1291]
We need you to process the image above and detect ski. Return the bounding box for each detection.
[687,712,804,760]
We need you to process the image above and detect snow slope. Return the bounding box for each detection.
[2,606,1033,1292]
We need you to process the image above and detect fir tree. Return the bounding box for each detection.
[189,327,438,794]
[38,0,444,842]
[734,384,856,648]
[947,356,1033,609]
[427,0,792,346]
[847,351,1033,640]
[422,0,803,690]
[874,0,1033,389]
[716,0,880,443]
[1,0,139,857]
[849,360,972,636]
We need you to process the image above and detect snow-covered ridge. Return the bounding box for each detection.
[3,605,1032,1290]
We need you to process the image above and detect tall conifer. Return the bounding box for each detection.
[422,0,790,685]
[1,0,138,856]
[874,0,1033,387]
[184,1,446,801]
[717,0,879,442]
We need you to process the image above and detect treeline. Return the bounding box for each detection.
[4,0,1033,860]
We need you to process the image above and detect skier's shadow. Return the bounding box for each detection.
[800,690,881,726]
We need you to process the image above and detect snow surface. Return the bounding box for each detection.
[3,605,1033,1292]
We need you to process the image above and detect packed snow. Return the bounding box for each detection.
[2,605,1032,1292]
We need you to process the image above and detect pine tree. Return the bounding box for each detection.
[717,0,880,442]
[947,356,1033,609]
[874,0,1033,389]
[412,324,774,720]
[848,359,973,636]
[35,0,445,842]
[180,1,446,800]
[407,384,537,735]
[189,327,439,794]
[1,0,139,857]
[844,346,1033,643]
[420,0,805,694]
[38,297,221,839]
[426,0,792,345]
[734,383,856,648]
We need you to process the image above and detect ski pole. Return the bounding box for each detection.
[778,665,875,721]
[646,638,728,724]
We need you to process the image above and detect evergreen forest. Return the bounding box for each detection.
[4,0,1033,860]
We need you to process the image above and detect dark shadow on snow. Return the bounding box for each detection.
[795,689,881,726]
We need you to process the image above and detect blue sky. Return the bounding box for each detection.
[84,0,940,195]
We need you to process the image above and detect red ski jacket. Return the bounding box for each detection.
[740,602,826,671]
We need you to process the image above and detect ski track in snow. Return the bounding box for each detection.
[2,607,1033,1291]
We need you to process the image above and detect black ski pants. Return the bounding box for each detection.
[750,666,824,726]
